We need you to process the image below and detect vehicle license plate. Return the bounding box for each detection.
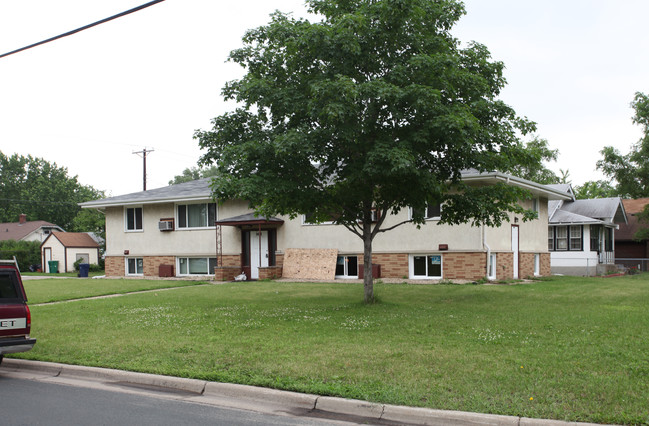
[0,318,26,330]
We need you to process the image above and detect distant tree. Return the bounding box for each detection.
[196,0,539,303]
[573,180,618,200]
[168,166,219,185]
[0,151,105,231]
[558,169,571,184]
[0,240,41,271]
[507,137,559,184]
[597,92,649,198]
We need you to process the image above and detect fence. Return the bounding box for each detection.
[615,258,649,272]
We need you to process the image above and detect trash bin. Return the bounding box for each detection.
[48,260,59,274]
[79,263,90,278]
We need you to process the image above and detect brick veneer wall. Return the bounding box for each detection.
[259,266,283,279]
[497,252,514,280]
[144,256,176,277]
[214,267,241,281]
[519,252,551,278]
[443,252,487,280]
[369,253,409,278]
[105,256,125,277]
[219,255,242,268]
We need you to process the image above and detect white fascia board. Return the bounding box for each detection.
[79,195,215,209]
[461,172,572,200]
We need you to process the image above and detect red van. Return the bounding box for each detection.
[0,259,36,364]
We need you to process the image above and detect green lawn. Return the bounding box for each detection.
[13,275,649,425]
[23,278,209,304]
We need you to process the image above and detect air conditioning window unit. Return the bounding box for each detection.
[158,220,174,231]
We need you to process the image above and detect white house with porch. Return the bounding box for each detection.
[547,185,627,276]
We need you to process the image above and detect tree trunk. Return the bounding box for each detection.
[363,218,374,304]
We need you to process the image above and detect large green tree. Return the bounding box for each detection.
[597,92,649,198]
[196,0,537,303]
[0,151,105,232]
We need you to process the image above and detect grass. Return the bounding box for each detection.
[23,278,209,304]
[22,271,104,278]
[12,275,649,425]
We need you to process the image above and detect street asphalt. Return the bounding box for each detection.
[0,358,612,426]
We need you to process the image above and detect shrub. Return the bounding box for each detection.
[0,240,41,271]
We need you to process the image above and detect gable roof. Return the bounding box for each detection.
[44,232,100,248]
[616,199,649,241]
[79,178,214,209]
[0,220,62,242]
[549,198,627,226]
[80,172,571,210]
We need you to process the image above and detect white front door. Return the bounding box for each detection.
[512,225,519,279]
[44,248,52,273]
[250,231,269,279]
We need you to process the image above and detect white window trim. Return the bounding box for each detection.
[408,254,443,279]
[175,202,217,231]
[335,255,359,279]
[176,257,217,276]
[409,204,442,221]
[302,214,335,226]
[124,206,143,233]
[125,257,144,276]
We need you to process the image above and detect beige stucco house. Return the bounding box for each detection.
[40,232,101,273]
[80,171,570,281]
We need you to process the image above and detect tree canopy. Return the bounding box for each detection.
[597,92,649,198]
[169,166,219,185]
[196,0,539,302]
[0,151,105,234]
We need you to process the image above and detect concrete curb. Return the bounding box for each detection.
[1,359,613,426]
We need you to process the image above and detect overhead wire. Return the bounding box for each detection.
[0,0,165,59]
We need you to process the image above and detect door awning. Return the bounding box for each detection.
[215,213,284,227]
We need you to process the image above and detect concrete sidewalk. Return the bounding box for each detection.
[0,359,611,426]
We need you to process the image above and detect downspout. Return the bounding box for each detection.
[482,225,491,280]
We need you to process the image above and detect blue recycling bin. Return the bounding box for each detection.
[79,263,90,278]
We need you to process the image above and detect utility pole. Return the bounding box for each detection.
[133,148,154,191]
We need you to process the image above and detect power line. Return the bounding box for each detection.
[0,0,166,59]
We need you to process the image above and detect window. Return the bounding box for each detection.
[411,204,441,220]
[75,253,89,264]
[410,255,442,279]
[531,198,539,213]
[570,226,582,251]
[590,225,601,251]
[126,207,143,231]
[556,227,568,250]
[177,203,216,229]
[534,254,540,276]
[549,226,583,252]
[487,253,497,280]
[178,257,217,275]
[605,227,613,252]
[126,258,143,275]
[303,212,338,225]
[335,256,358,278]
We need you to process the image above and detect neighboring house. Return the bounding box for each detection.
[547,185,627,276]
[80,172,570,281]
[615,198,649,270]
[0,214,64,243]
[41,232,101,273]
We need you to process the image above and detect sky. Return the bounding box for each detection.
[1,0,647,198]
